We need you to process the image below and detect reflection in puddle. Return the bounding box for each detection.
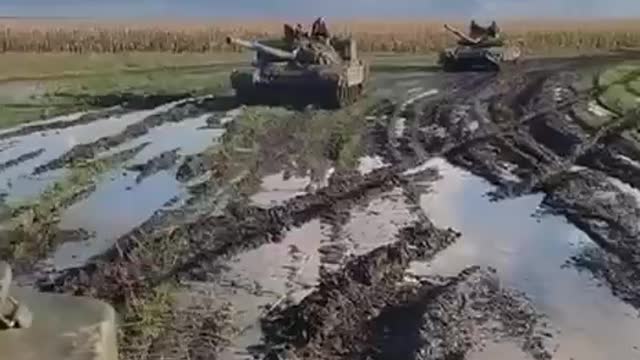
[357,155,387,175]
[250,171,311,207]
[469,342,531,360]
[0,102,182,202]
[342,186,417,256]
[52,169,186,270]
[0,110,87,137]
[410,158,640,360]
[213,220,326,359]
[214,187,416,359]
[98,111,227,165]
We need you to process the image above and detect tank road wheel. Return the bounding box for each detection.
[334,84,349,109]
[442,60,458,72]
[235,88,252,105]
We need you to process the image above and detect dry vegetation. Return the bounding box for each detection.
[0,18,640,54]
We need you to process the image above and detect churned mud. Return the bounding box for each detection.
[411,158,640,359]
[2,53,639,360]
[31,96,235,175]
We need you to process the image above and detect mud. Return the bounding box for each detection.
[32,96,236,175]
[0,107,129,141]
[260,253,553,360]
[38,166,409,296]
[9,53,640,359]
[360,56,640,315]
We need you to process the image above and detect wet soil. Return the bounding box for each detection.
[31,96,236,175]
[403,58,640,313]
[2,53,639,359]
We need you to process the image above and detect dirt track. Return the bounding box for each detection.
[2,54,640,359]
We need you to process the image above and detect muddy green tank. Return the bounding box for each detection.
[0,261,119,360]
[438,24,521,72]
[226,35,369,109]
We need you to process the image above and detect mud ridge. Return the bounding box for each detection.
[127,148,180,184]
[257,220,460,347]
[258,225,554,360]
[37,166,414,299]
[0,148,45,172]
[541,168,640,308]
[32,96,235,175]
[0,107,128,141]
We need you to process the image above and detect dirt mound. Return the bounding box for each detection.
[261,261,553,360]
[0,107,129,141]
[378,56,640,312]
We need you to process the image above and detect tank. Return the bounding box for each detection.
[0,261,119,360]
[438,24,521,72]
[226,34,369,109]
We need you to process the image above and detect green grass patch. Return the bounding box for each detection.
[597,64,640,88]
[0,52,241,129]
[595,62,640,115]
[599,83,640,114]
[0,52,244,82]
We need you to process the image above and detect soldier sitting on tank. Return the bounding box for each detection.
[462,20,503,46]
[469,20,485,39]
[311,17,330,43]
[295,23,309,39]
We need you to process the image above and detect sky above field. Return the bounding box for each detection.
[1,0,639,19]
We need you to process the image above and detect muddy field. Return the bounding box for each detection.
[3,53,640,359]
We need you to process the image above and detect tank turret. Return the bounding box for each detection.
[439,22,520,72]
[0,261,119,360]
[444,24,482,46]
[227,23,369,109]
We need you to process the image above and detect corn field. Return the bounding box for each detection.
[1,18,640,54]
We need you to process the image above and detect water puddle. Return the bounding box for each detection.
[0,102,182,202]
[212,220,327,359]
[97,108,234,165]
[212,186,416,358]
[249,171,311,207]
[409,158,640,360]
[469,342,531,360]
[340,186,418,257]
[0,110,87,137]
[51,169,186,270]
[357,155,388,175]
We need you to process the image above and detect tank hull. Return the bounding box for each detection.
[439,45,521,72]
[230,62,367,109]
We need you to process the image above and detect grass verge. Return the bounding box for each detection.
[0,52,243,129]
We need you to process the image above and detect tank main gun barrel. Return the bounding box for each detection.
[443,24,480,45]
[226,36,297,60]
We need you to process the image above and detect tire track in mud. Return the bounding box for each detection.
[39,166,425,294]
[34,69,565,360]
[31,96,237,175]
[29,56,640,359]
[388,55,640,316]
[0,148,44,173]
